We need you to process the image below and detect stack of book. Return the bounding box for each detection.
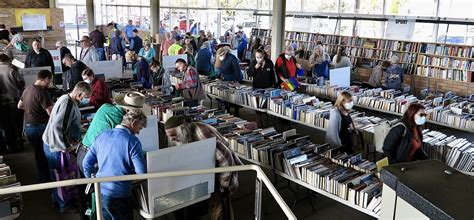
[0,156,22,218]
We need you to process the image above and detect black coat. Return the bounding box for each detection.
[59,47,72,72]
[248,58,277,89]
[25,48,55,73]
[382,121,428,164]
[63,60,88,91]
[220,54,242,82]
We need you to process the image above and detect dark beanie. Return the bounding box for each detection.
[165,115,192,130]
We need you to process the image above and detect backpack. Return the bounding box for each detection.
[375,121,406,153]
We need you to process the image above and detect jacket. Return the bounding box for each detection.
[382,121,428,164]
[220,53,242,82]
[385,64,404,90]
[90,29,106,48]
[89,78,111,109]
[275,54,297,79]
[110,37,125,55]
[25,48,55,73]
[0,62,25,101]
[326,108,344,148]
[64,60,88,91]
[248,57,277,89]
[80,46,99,67]
[195,47,213,73]
[368,65,383,87]
[130,36,143,54]
[42,94,82,152]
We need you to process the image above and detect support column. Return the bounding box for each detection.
[86,0,95,32]
[271,0,286,61]
[150,0,160,41]
[49,0,56,8]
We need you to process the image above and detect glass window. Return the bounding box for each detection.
[106,6,117,24]
[169,9,187,34]
[259,0,272,11]
[356,20,384,38]
[220,0,257,9]
[188,0,207,8]
[340,0,355,13]
[412,23,435,42]
[385,0,437,17]
[140,7,150,30]
[160,8,171,32]
[467,26,474,45]
[160,0,171,6]
[439,0,474,19]
[286,0,302,12]
[207,0,219,8]
[170,0,187,7]
[310,18,338,34]
[357,0,384,14]
[303,0,339,13]
[340,19,354,36]
[437,24,469,45]
[140,0,150,6]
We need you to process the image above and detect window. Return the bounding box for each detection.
[310,18,338,34]
[259,0,272,11]
[412,23,435,42]
[437,24,469,45]
[207,0,219,8]
[303,0,339,13]
[219,0,258,9]
[340,19,354,36]
[385,0,437,17]
[188,0,207,8]
[356,20,384,38]
[160,0,171,6]
[340,0,355,13]
[438,0,474,19]
[286,0,302,12]
[357,0,384,14]
[170,0,187,7]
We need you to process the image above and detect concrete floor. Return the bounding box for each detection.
[3,99,471,220]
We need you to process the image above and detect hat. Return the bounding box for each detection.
[165,115,192,130]
[114,91,145,109]
[175,35,183,41]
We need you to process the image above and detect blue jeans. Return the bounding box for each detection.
[43,143,66,210]
[25,124,50,183]
[101,195,133,220]
[96,47,106,61]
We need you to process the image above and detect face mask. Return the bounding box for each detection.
[343,101,354,110]
[415,115,426,125]
[84,79,91,84]
[256,58,263,63]
[219,56,225,61]
[285,54,291,60]
[80,97,90,106]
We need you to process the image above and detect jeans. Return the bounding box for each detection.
[96,47,106,61]
[101,195,133,220]
[43,143,66,211]
[25,124,50,183]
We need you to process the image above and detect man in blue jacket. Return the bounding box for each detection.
[83,110,147,219]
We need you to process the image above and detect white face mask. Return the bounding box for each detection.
[256,57,263,63]
[219,56,225,61]
[414,115,426,125]
[84,79,91,84]
[343,101,354,110]
[284,54,291,60]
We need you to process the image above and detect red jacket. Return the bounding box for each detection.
[90,78,111,109]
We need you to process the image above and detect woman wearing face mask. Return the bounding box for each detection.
[326,91,356,154]
[248,49,277,89]
[215,46,242,83]
[275,45,302,85]
[81,68,111,109]
[383,104,429,164]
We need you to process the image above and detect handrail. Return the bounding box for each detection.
[0,165,297,220]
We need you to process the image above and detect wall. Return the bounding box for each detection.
[0,0,49,8]
[357,68,474,97]
[0,8,66,49]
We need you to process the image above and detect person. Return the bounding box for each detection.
[309,45,331,80]
[383,103,429,164]
[326,91,356,154]
[138,41,156,64]
[25,38,55,73]
[164,117,242,220]
[82,68,111,109]
[83,110,147,220]
[79,35,99,67]
[275,45,301,84]
[385,55,404,90]
[160,32,174,57]
[207,31,218,53]
[236,31,248,61]
[215,46,242,82]
[0,24,10,42]
[264,45,271,58]
[106,22,118,45]
[195,41,213,76]
[62,53,88,91]
[126,51,153,89]
[4,29,25,51]
[248,49,276,89]
[42,82,92,213]
[185,32,198,52]
[129,29,143,55]
[89,25,107,61]
[56,40,72,72]
[0,52,25,153]
[150,59,172,95]
[197,30,206,48]
[175,58,204,101]
[331,46,352,69]
[124,19,136,43]
[183,37,196,66]
[168,35,184,55]
[366,60,390,88]
[294,44,305,59]
[251,38,262,55]
[109,30,126,67]
[17,70,53,183]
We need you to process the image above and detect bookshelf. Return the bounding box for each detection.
[250,28,474,83]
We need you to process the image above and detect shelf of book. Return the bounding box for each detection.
[266,111,327,132]
[235,153,380,218]
[206,93,268,113]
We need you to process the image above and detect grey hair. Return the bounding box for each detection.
[201,41,209,49]
[72,81,92,96]
[55,40,65,47]
[390,55,400,64]
[121,109,147,127]
[284,45,294,53]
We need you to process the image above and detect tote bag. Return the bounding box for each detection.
[55,152,79,203]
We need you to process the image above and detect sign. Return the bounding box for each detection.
[19,66,50,85]
[329,66,351,87]
[89,60,123,80]
[162,54,187,69]
[49,50,62,73]
[15,9,51,27]
[22,14,47,31]
[385,18,415,41]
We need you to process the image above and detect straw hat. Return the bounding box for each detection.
[114,91,145,109]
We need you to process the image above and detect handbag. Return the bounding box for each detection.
[54,152,79,203]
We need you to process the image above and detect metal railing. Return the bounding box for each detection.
[0,165,296,220]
